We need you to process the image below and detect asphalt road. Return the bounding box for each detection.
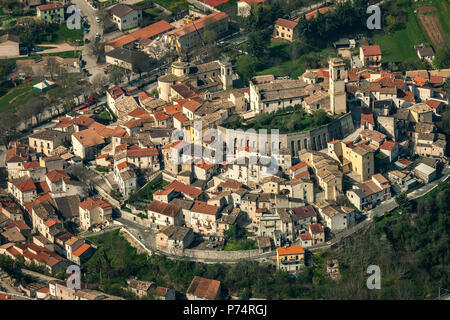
[71,0,104,81]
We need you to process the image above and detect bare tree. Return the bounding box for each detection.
[45,57,61,80]
[89,41,105,63]
[109,65,126,85]
[91,73,109,94]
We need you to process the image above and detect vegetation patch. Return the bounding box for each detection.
[223,106,334,134]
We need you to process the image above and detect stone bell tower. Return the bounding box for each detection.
[329,58,347,114]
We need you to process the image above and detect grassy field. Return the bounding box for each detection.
[256,41,334,78]
[0,79,74,113]
[370,0,450,63]
[223,239,258,251]
[0,81,37,113]
[373,5,428,63]
[39,24,83,45]
[154,0,189,13]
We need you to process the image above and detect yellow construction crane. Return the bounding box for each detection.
[183,15,192,24]
[169,34,182,61]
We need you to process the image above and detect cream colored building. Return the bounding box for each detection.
[29,130,67,156]
[0,34,20,58]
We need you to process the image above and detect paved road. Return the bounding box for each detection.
[71,0,104,81]
[20,268,59,282]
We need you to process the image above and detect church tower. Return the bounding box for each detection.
[329,58,347,114]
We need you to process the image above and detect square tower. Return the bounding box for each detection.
[329,58,347,114]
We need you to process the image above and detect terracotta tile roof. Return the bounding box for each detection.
[72,243,91,257]
[290,162,307,171]
[116,161,130,171]
[164,104,182,115]
[106,20,174,49]
[275,18,298,29]
[128,107,147,118]
[186,276,221,300]
[46,170,70,183]
[361,45,382,56]
[300,233,312,241]
[171,12,228,38]
[23,161,41,170]
[6,220,30,231]
[152,111,170,122]
[173,112,189,123]
[380,140,397,151]
[37,2,64,10]
[107,86,126,100]
[292,205,316,220]
[276,245,304,255]
[73,115,95,127]
[165,180,203,199]
[43,219,61,228]
[305,7,330,20]
[127,147,158,157]
[191,201,219,216]
[36,181,50,194]
[79,197,112,211]
[164,140,189,151]
[10,176,36,192]
[195,159,215,171]
[361,112,375,126]
[309,223,324,233]
[218,179,243,190]
[138,92,152,102]
[426,99,442,110]
[72,129,105,147]
[155,286,170,297]
[171,83,199,100]
[5,147,28,163]
[147,200,180,217]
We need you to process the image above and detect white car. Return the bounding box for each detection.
[95,16,101,23]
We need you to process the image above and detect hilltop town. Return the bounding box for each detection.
[0,0,449,301]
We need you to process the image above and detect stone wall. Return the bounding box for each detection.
[218,112,355,156]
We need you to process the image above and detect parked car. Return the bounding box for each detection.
[95,16,101,23]
[84,38,90,44]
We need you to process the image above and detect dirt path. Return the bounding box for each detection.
[37,43,80,54]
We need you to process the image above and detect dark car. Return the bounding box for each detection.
[84,38,90,44]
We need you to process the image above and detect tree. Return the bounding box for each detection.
[62,97,76,113]
[236,55,258,84]
[109,65,126,85]
[97,9,115,33]
[130,51,153,78]
[44,57,61,80]
[89,41,105,63]
[433,46,450,70]
[91,73,109,94]
[443,77,450,93]
[202,29,217,46]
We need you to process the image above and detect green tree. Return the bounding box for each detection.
[202,29,217,46]
[236,55,258,84]
[433,46,450,70]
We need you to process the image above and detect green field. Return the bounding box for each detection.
[372,0,450,63]
[11,50,81,61]
[223,239,258,251]
[256,41,333,78]
[153,0,189,13]
[0,81,38,113]
[0,79,75,113]
[373,3,428,63]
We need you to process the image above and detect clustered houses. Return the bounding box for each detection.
[1,20,448,289]
[0,112,126,272]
